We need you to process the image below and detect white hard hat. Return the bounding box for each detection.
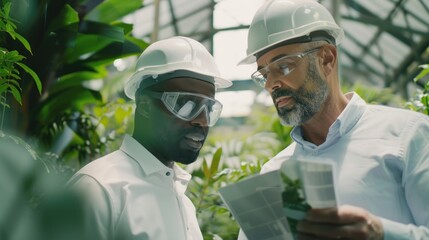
[125,36,232,100]
[238,0,344,65]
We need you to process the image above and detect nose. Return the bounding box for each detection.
[265,72,283,93]
[190,107,209,127]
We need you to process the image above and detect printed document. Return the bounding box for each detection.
[219,159,338,240]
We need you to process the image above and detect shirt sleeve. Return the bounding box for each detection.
[69,175,113,240]
[382,115,429,240]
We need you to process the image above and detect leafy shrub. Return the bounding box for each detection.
[405,64,429,115]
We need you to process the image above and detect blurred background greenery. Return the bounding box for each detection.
[1,0,429,239]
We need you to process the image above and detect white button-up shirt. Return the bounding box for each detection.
[68,135,203,240]
[258,92,429,240]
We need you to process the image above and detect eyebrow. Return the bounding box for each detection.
[257,53,287,71]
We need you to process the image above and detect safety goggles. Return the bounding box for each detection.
[142,90,223,127]
[251,46,322,88]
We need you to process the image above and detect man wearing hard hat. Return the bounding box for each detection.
[67,36,231,240]
[239,0,429,239]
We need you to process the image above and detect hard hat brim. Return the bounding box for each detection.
[238,29,344,66]
[125,69,232,100]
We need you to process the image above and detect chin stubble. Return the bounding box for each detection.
[275,58,329,126]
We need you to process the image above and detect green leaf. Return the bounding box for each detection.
[78,21,124,42]
[114,107,128,124]
[0,83,9,94]
[210,147,223,177]
[0,68,9,76]
[414,68,429,82]
[85,0,143,23]
[8,73,20,80]
[64,34,116,63]
[3,2,11,16]
[50,71,103,94]
[4,50,24,62]
[113,22,134,35]
[37,87,102,123]
[16,62,42,94]
[202,158,210,179]
[93,105,104,117]
[48,4,79,32]
[8,84,22,105]
[64,22,126,62]
[82,38,145,66]
[126,35,150,50]
[5,22,15,33]
[5,79,20,87]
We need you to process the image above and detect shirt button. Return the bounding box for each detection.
[166,171,171,176]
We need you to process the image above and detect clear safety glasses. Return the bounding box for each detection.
[142,90,223,127]
[251,47,322,88]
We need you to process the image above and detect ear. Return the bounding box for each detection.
[136,95,152,118]
[319,45,337,76]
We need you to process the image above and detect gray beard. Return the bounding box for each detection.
[274,59,329,126]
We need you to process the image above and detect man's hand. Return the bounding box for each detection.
[296,205,384,240]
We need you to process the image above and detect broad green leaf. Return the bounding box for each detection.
[65,34,119,63]
[8,84,22,105]
[50,71,104,94]
[210,147,223,177]
[79,21,124,42]
[16,62,42,94]
[113,22,133,35]
[37,87,102,123]
[48,4,79,32]
[126,35,150,50]
[83,39,144,66]
[85,0,143,23]
[64,22,125,62]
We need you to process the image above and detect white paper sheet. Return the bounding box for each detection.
[219,159,338,240]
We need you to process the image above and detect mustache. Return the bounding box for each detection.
[183,126,208,137]
[271,88,297,101]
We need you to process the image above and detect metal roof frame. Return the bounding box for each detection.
[130,0,429,99]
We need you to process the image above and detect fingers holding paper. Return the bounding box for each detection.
[296,205,384,240]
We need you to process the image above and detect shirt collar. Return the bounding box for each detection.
[337,92,367,136]
[119,135,191,181]
[173,164,192,182]
[291,92,366,148]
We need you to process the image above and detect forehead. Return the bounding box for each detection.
[256,43,307,66]
[150,77,216,97]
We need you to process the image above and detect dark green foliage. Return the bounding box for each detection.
[1,0,146,163]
